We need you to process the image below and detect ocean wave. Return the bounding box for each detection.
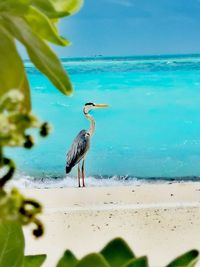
[7,174,140,189]
[6,173,200,189]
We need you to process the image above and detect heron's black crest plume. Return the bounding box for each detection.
[85,102,95,106]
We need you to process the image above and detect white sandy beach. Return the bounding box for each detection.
[22,182,200,267]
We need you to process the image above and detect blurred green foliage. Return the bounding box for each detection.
[22,255,47,267]
[1,236,198,267]
[0,0,83,232]
[0,0,83,264]
[29,238,200,267]
[0,89,46,237]
[0,221,24,267]
[0,0,83,111]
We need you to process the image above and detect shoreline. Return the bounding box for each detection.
[23,182,200,267]
[22,181,200,207]
[10,174,200,189]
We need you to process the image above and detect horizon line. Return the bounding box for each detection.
[23,52,200,62]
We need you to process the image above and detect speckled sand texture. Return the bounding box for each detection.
[23,182,200,267]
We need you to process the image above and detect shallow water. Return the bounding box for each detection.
[7,54,200,186]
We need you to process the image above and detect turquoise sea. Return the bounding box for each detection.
[8,54,200,187]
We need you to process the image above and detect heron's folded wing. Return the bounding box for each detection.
[66,130,90,169]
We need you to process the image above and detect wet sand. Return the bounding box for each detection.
[23,182,200,267]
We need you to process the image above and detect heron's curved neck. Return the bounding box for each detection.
[85,112,95,136]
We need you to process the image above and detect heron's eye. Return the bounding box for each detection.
[85,133,90,137]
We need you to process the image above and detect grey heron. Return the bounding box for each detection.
[66,102,109,187]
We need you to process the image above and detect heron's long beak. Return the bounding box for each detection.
[95,104,109,108]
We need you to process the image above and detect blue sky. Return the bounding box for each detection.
[21,0,200,57]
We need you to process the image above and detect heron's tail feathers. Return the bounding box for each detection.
[66,165,72,174]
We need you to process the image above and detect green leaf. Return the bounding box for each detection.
[0,26,31,111]
[0,221,24,267]
[56,250,78,267]
[100,238,135,267]
[22,255,46,267]
[167,250,199,267]
[20,74,31,111]
[24,6,71,46]
[0,0,29,15]
[31,0,84,18]
[76,253,110,267]
[4,16,73,95]
[50,0,84,16]
[122,256,148,267]
[30,0,58,17]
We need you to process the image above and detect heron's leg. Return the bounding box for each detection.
[78,164,81,187]
[81,159,85,187]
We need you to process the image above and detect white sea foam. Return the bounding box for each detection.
[4,168,199,189]
[7,173,144,189]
